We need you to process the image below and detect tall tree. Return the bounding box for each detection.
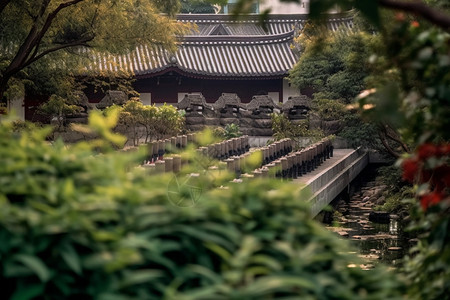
[0,0,187,101]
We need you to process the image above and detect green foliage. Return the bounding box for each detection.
[374,192,409,214]
[0,112,406,299]
[289,30,379,103]
[213,123,242,140]
[107,101,185,146]
[224,123,242,138]
[236,1,450,299]
[80,73,139,99]
[271,113,324,143]
[312,98,347,121]
[362,27,450,144]
[37,95,82,130]
[402,200,450,300]
[0,0,189,101]
[10,120,44,133]
[152,103,185,140]
[373,166,413,214]
[272,112,307,140]
[377,165,405,194]
[0,104,7,115]
[289,22,404,155]
[338,114,382,150]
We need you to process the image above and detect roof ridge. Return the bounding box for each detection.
[180,30,295,45]
[177,11,355,22]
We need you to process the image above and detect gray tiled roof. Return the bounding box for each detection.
[246,95,282,111]
[179,13,353,35]
[213,93,243,110]
[85,13,353,78]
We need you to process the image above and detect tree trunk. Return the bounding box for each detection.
[0,75,10,103]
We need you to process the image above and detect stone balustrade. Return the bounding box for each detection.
[197,135,250,160]
[146,133,197,162]
[246,137,334,180]
[143,135,250,173]
[221,138,293,176]
[142,135,334,182]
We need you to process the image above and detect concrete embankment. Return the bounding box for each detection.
[295,148,369,217]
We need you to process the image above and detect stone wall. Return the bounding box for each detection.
[180,93,311,137]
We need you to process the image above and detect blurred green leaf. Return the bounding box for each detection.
[119,270,164,288]
[10,284,45,300]
[61,243,82,275]
[14,254,51,282]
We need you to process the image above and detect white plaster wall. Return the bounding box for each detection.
[140,93,152,105]
[7,96,25,120]
[268,92,280,104]
[260,0,309,14]
[282,78,300,103]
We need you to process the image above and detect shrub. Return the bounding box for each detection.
[37,95,82,130]
[0,113,405,299]
[212,123,242,140]
[271,113,324,145]
[105,101,185,146]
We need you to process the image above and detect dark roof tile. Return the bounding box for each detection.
[85,13,354,78]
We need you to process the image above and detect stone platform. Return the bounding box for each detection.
[294,148,369,217]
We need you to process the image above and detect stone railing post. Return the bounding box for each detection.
[164,157,173,173]
[173,155,181,173]
[155,160,166,173]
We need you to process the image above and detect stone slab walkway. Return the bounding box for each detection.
[294,149,355,185]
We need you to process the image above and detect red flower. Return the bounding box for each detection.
[434,165,450,187]
[402,158,419,183]
[438,144,450,156]
[395,13,405,21]
[418,143,438,160]
[420,192,443,211]
[421,169,432,182]
[411,21,420,28]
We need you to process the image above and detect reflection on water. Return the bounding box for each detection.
[390,219,398,235]
[343,211,406,265]
[325,166,410,267]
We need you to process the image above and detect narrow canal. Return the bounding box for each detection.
[324,164,413,268]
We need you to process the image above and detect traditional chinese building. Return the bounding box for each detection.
[85,12,354,106]
[19,7,353,121]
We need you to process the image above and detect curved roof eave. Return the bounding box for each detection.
[135,66,289,80]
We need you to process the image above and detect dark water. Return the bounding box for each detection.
[325,165,411,267]
[336,198,407,266]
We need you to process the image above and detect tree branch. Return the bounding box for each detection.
[23,36,93,69]
[378,0,450,31]
[30,0,86,61]
[2,0,87,82]
[378,129,401,158]
[382,123,410,153]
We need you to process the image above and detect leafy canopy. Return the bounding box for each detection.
[0,0,189,100]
